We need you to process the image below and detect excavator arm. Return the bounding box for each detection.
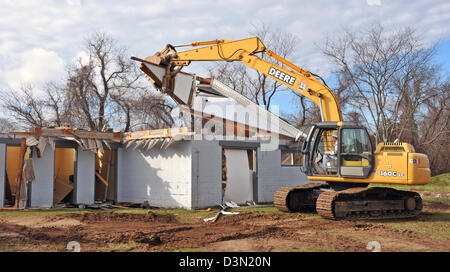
[140,37,343,122]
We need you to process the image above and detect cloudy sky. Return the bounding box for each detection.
[1,0,449,110]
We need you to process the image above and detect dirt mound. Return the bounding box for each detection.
[63,211,177,224]
[108,231,163,245]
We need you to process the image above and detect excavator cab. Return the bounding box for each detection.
[302,122,374,179]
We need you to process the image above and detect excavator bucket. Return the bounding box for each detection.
[131,56,196,107]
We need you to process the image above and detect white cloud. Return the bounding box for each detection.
[1,48,66,90]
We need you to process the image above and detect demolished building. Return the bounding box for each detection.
[0,78,310,210]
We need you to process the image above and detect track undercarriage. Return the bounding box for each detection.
[274,183,423,220]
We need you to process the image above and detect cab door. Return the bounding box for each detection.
[338,127,374,178]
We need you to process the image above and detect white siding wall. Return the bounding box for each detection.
[257,149,309,202]
[75,149,95,204]
[0,144,5,207]
[191,140,222,209]
[117,140,192,208]
[30,147,55,207]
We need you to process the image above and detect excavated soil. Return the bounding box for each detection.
[0,201,448,252]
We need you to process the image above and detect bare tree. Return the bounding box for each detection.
[127,95,175,130]
[208,22,298,110]
[321,25,449,174]
[1,32,174,132]
[64,32,145,131]
[417,80,450,175]
[321,25,441,143]
[0,117,16,133]
[1,85,48,129]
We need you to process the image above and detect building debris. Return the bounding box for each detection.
[220,211,240,215]
[225,201,240,208]
[203,203,240,223]
[23,159,35,183]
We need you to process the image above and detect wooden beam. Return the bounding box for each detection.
[95,172,108,186]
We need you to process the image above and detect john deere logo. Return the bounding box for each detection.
[268,67,296,85]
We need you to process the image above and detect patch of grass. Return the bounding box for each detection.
[112,208,149,214]
[228,205,281,214]
[0,209,84,218]
[161,208,222,223]
[176,247,201,252]
[97,242,139,252]
[430,173,450,186]
[303,245,331,252]
[0,244,22,252]
[285,245,330,252]
[371,173,450,192]
[380,212,450,240]
[423,196,450,206]
[300,215,325,220]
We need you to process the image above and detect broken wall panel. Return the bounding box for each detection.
[0,144,5,207]
[75,148,95,204]
[117,141,193,208]
[30,146,54,208]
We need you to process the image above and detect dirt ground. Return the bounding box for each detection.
[0,196,448,252]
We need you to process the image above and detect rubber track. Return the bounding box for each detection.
[274,183,329,212]
[316,187,423,220]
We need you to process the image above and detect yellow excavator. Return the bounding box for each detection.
[133,37,430,220]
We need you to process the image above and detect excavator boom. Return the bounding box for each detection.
[143,37,343,122]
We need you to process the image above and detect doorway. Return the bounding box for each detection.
[53,148,75,204]
[95,149,116,202]
[222,148,256,205]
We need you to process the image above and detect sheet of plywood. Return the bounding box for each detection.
[223,149,253,204]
